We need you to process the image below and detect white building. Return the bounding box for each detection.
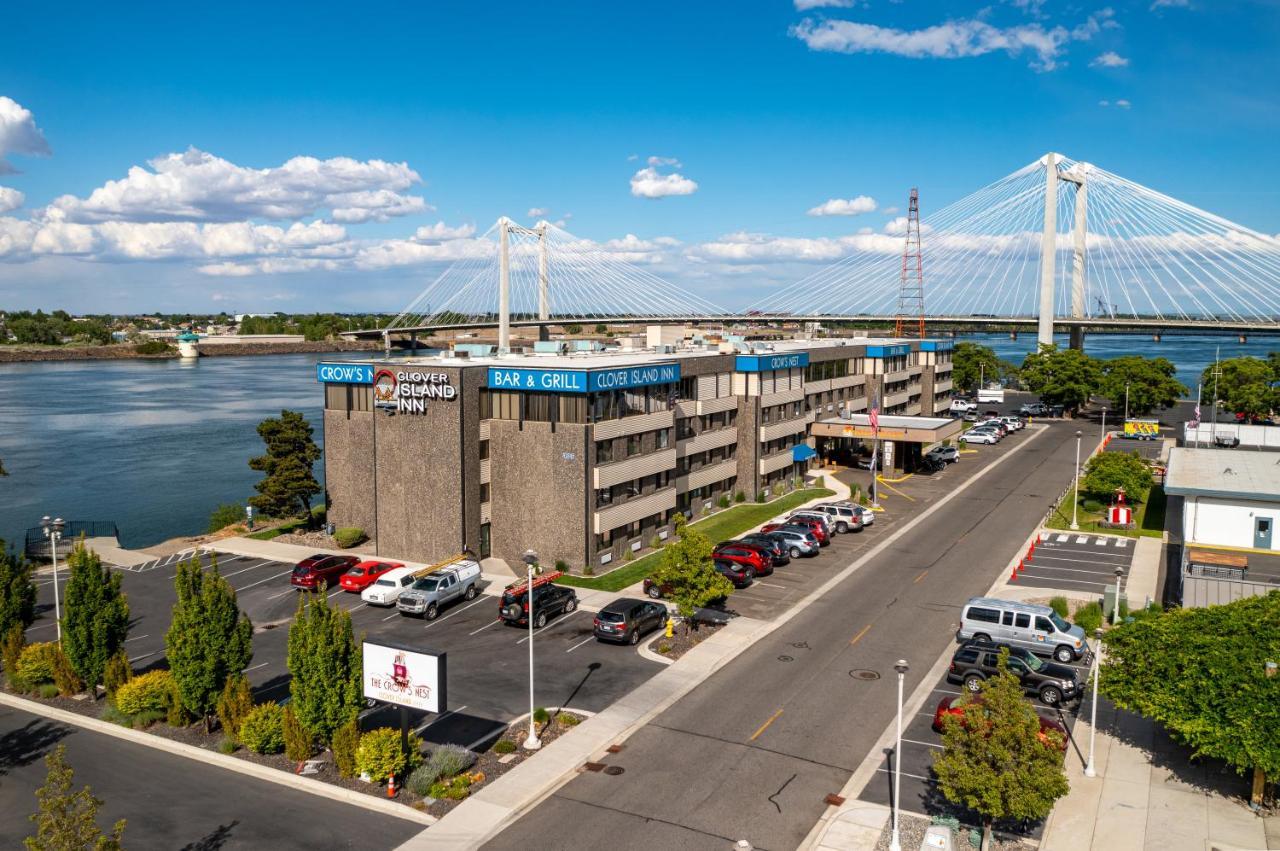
[1165,447,1280,552]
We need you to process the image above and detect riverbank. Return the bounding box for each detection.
[0,339,380,363]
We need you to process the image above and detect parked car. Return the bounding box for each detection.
[959,430,997,445]
[712,543,772,577]
[946,640,1081,707]
[976,420,1008,437]
[339,560,404,592]
[1020,402,1049,416]
[853,456,875,470]
[931,694,1068,751]
[290,554,359,591]
[361,566,419,606]
[812,503,864,534]
[918,455,946,474]
[594,598,668,645]
[957,596,1088,662]
[999,416,1024,431]
[784,513,831,545]
[714,559,755,588]
[737,534,791,566]
[762,528,821,558]
[950,398,978,414]
[963,411,980,422]
[499,581,578,628]
[790,510,834,536]
[926,445,960,464]
[396,560,483,619]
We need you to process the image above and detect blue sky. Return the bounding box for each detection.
[1,0,1277,313]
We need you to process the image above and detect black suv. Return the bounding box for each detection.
[738,534,791,566]
[946,640,1081,707]
[594,598,668,645]
[499,582,578,628]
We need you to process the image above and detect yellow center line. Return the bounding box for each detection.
[850,624,872,646]
[914,569,929,584]
[750,708,784,741]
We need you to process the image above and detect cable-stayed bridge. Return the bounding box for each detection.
[352,153,1280,347]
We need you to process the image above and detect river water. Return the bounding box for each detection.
[0,333,1275,549]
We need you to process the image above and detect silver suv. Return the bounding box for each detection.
[813,503,864,534]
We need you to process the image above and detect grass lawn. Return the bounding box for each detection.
[1046,484,1166,539]
[555,487,837,592]
[245,517,307,541]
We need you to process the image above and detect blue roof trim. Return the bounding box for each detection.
[919,340,954,352]
[866,344,910,358]
[735,352,810,372]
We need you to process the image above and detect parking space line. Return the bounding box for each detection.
[913,570,928,584]
[26,622,57,631]
[903,737,943,750]
[566,636,595,653]
[1074,536,1088,544]
[124,634,149,643]
[381,610,401,621]
[327,587,346,599]
[515,610,585,644]
[235,569,295,593]
[128,651,159,664]
[1036,546,1130,560]
[1026,562,1127,577]
[1055,534,1069,542]
[1094,539,1109,546]
[221,560,276,579]
[267,587,298,600]
[876,766,931,782]
[1031,554,1130,568]
[414,705,468,735]
[756,581,787,589]
[242,662,269,674]
[422,595,492,629]
[469,620,500,636]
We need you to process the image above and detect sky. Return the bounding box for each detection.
[1,0,1278,315]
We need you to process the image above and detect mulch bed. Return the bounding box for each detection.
[646,621,722,662]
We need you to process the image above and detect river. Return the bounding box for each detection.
[0,334,1275,549]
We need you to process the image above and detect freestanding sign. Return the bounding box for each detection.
[362,639,447,714]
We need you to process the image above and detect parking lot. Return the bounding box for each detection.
[1016,533,1135,595]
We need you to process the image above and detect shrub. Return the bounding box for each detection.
[218,737,239,754]
[407,764,438,797]
[734,490,746,503]
[51,646,82,696]
[216,675,253,741]
[1,624,25,685]
[582,565,594,577]
[103,649,132,703]
[421,744,476,784]
[114,670,175,716]
[310,504,327,524]
[333,527,366,548]
[428,774,473,800]
[558,713,581,727]
[756,492,766,503]
[1074,601,1104,634]
[283,706,312,762]
[493,739,517,755]
[1082,499,1104,513]
[208,503,245,534]
[554,559,569,573]
[134,340,171,355]
[657,641,671,654]
[1048,596,1070,620]
[622,549,634,562]
[239,703,286,754]
[37,683,60,699]
[532,706,550,724]
[101,705,131,727]
[649,536,662,550]
[166,685,193,727]
[331,719,360,778]
[132,708,166,728]
[16,642,62,688]
[355,727,420,781]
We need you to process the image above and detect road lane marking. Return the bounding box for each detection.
[566,636,595,653]
[234,569,294,593]
[749,708,784,742]
[850,624,871,646]
[913,570,928,584]
[469,620,500,636]
[423,595,493,629]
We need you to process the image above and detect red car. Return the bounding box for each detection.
[762,516,829,546]
[931,695,1068,751]
[339,560,404,592]
[290,554,359,591]
[711,543,772,577]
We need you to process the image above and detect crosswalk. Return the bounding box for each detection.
[1050,534,1129,548]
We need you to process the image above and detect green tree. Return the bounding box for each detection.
[1019,344,1101,415]
[25,745,125,851]
[1202,356,1275,420]
[565,324,583,335]
[287,590,363,746]
[1100,355,1187,416]
[165,555,254,732]
[248,410,322,519]
[0,456,7,475]
[60,542,130,695]
[647,513,733,622]
[594,323,607,334]
[932,650,1069,849]
[952,343,1002,394]
[1081,450,1154,503]
[1103,593,1280,796]
[0,543,37,638]
[216,674,254,743]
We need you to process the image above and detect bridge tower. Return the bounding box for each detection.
[1037,154,1089,349]
[894,188,926,338]
[497,218,551,352]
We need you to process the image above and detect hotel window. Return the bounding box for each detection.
[677,418,695,439]
[595,530,612,550]
[679,376,697,400]
[596,440,614,463]
[479,483,490,503]
[626,435,642,457]
[478,440,490,460]
[657,428,670,449]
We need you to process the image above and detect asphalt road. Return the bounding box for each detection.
[0,704,423,850]
[485,421,1084,851]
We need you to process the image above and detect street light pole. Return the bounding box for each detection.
[40,516,65,644]
[1113,565,1124,625]
[1084,627,1103,777]
[1071,431,1083,531]
[889,659,909,851]
[1124,383,1130,422]
[522,549,542,750]
[1101,407,1107,443]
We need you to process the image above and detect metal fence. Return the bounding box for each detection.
[1181,572,1277,609]
[23,521,120,560]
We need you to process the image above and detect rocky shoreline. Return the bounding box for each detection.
[0,339,381,363]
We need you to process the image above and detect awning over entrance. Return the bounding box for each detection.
[809,413,963,444]
[792,444,818,462]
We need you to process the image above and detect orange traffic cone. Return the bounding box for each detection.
[1010,566,1018,582]
[387,774,397,798]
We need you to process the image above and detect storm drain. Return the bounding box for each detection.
[849,669,881,681]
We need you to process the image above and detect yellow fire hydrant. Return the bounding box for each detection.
[665,618,674,639]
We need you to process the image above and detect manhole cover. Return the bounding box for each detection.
[777,655,794,663]
[849,669,881,681]
[604,766,625,776]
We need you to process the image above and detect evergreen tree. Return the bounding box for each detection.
[287,591,363,746]
[932,650,1070,850]
[165,555,254,732]
[25,745,126,851]
[0,542,37,638]
[216,674,254,742]
[648,513,733,623]
[60,542,130,695]
[248,410,322,519]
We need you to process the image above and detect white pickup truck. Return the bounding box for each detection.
[977,386,1005,403]
[950,398,978,414]
[395,560,482,620]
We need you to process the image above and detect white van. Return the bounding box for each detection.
[957,597,1088,662]
[361,566,418,606]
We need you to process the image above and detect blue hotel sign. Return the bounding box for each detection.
[316,362,374,384]
[486,363,680,394]
[734,352,809,372]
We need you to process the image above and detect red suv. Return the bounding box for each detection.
[711,543,772,577]
[290,554,359,591]
[765,516,829,546]
[339,560,404,593]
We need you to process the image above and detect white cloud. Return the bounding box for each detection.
[527,207,549,218]
[807,195,877,217]
[1150,0,1189,9]
[1099,98,1132,108]
[646,155,682,168]
[630,166,698,199]
[49,147,426,223]
[795,0,856,9]
[881,206,900,215]
[413,221,476,241]
[1090,51,1129,67]
[0,186,23,213]
[0,97,51,175]
[352,237,494,270]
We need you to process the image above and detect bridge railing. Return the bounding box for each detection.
[23,521,121,560]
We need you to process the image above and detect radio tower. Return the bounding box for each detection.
[894,188,925,338]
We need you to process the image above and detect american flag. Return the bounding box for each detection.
[869,394,880,436]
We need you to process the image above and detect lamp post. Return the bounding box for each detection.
[1071,431,1083,531]
[522,549,542,750]
[1101,407,1108,443]
[1124,383,1130,422]
[1112,565,1124,625]
[40,516,65,643]
[1084,627,1103,777]
[889,659,909,851]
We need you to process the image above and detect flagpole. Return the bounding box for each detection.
[871,386,881,509]
[1194,382,1202,448]
[1210,347,1220,446]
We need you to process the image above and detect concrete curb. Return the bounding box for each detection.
[0,691,435,826]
